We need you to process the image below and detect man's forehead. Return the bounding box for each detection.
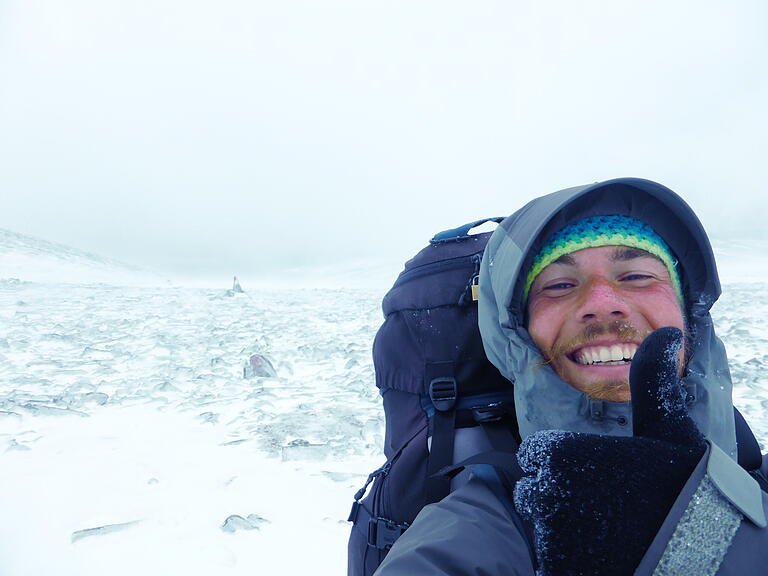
[549,246,662,267]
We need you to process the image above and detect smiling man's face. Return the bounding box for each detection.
[526,245,685,402]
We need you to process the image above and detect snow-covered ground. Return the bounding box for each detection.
[0,281,385,575]
[0,230,766,575]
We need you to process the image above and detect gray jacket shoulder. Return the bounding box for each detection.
[636,444,768,575]
[374,474,534,576]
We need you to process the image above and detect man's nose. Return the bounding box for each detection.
[576,278,629,322]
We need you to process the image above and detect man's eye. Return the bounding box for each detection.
[621,273,653,282]
[543,282,575,291]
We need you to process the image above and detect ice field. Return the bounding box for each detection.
[0,230,767,575]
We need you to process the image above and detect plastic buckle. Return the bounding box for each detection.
[471,402,506,423]
[367,517,408,550]
[429,377,457,412]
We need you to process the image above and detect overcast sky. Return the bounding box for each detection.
[1,1,766,279]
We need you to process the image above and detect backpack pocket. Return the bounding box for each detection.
[347,424,428,576]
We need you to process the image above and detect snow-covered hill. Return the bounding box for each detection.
[0,228,167,286]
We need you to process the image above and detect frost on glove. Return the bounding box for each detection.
[514,327,706,576]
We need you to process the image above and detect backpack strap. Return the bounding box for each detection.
[433,449,537,570]
[473,400,521,453]
[436,449,524,482]
[734,406,763,471]
[474,464,538,571]
[425,362,458,504]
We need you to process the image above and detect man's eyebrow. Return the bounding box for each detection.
[551,253,576,266]
[610,247,662,262]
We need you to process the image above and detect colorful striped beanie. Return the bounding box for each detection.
[524,215,683,304]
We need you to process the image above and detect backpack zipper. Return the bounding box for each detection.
[391,252,483,290]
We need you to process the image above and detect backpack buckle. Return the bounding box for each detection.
[368,517,409,550]
[429,378,457,412]
[471,402,507,423]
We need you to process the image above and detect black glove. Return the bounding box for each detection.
[514,327,706,576]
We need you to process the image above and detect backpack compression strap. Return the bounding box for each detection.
[425,362,458,504]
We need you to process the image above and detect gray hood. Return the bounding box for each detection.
[478,177,737,459]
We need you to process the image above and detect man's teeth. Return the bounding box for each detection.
[574,344,637,365]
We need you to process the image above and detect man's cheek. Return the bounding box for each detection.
[526,310,557,356]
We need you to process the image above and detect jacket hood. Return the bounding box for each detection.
[478,177,737,459]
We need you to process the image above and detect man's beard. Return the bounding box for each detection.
[542,321,651,402]
[579,379,633,402]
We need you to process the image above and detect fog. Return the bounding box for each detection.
[1,1,766,279]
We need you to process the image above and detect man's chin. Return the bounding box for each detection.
[549,359,632,402]
[580,380,631,403]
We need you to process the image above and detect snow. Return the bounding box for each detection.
[0,228,168,287]
[0,404,380,575]
[0,270,385,575]
[0,230,767,575]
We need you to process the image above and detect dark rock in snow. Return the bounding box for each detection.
[224,276,245,297]
[243,354,277,379]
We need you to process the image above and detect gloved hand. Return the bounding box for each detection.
[514,327,706,576]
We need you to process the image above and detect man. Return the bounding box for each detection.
[375,178,768,575]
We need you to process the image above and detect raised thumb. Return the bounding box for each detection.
[630,327,702,446]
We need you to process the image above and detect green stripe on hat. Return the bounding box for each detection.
[524,215,683,304]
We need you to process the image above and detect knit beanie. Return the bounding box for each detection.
[524,215,683,304]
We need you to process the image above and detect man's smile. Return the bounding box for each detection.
[569,342,639,366]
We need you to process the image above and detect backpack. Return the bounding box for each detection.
[346,218,522,576]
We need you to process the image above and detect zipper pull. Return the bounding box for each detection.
[352,461,392,502]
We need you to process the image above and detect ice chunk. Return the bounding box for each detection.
[71,520,142,543]
[82,392,109,405]
[6,439,31,451]
[198,411,219,424]
[281,438,329,462]
[243,354,277,379]
[220,513,270,533]
[20,403,88,417]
